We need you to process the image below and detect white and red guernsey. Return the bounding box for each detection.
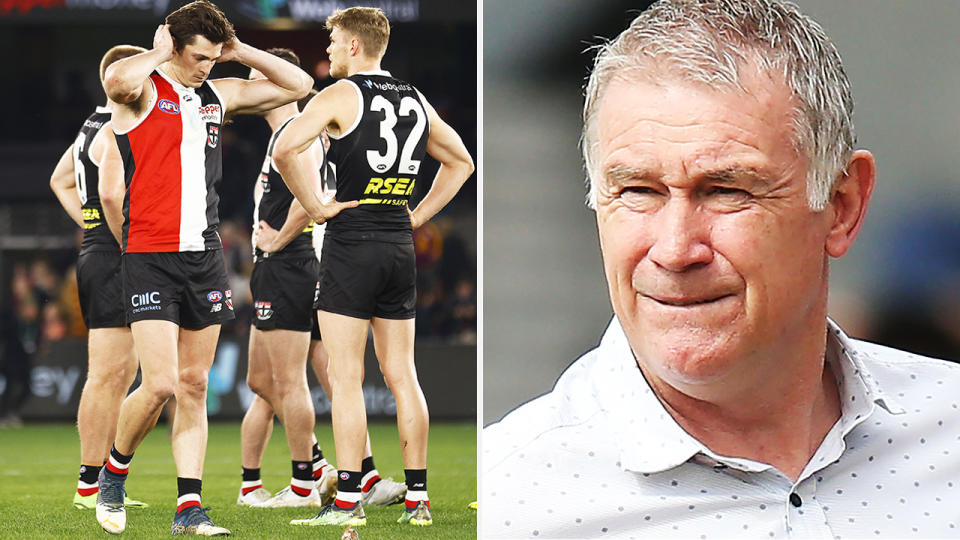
[115,69,225,253]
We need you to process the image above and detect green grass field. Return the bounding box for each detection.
[0,421,476,539]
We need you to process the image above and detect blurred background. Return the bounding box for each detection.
[484,0,960,424]
[0,0,477,425]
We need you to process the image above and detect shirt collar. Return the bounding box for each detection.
[592,316,905,476]
[355,69,391,77]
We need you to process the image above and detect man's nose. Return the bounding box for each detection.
[646,196,713,272]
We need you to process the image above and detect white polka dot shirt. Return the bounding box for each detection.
[482,317,960,539]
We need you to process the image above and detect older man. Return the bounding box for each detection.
[482,1,960,538]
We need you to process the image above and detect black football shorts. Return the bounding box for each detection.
[77,250,125,329]
[250,255,320,332]
[122,251,235,329]
[314,235,416,320]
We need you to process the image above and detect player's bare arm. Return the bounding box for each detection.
[212,39,313,117]
[49,144,83,227]
[408,95,475,229]
[257,139,319,253]
[274,81,359,223]
[102,25,173,126]
[97,126,126,245]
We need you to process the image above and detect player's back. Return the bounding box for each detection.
[73,107,120,254]
[326,71,429,241]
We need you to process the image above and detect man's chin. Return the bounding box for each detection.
[627,324,744,380]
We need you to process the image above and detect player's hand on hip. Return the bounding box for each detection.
[407,206,422,230]
[255,220,278,252]
[153,24,174,60]
[317,200,359,223]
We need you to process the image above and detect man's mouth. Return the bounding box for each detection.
[643,294,733,306]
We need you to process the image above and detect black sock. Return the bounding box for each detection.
[242,467,260,482]
[334,470,362,508]
[176,477,202,513]
[79,464,101,485]
[312,443,324,462]
[360,456,381,492]
[105,446,133,476]
[291,460,314,496]
[360,456,375,476]
[405,469,427,493]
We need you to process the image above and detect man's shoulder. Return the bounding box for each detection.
[483,347,607,468]
[852,338,960,377]
[851,337,960,411]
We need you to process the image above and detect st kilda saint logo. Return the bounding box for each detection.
[255,301,273,321]
[207,125,219,148]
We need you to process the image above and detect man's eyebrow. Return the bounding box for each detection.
[700,167,773,187]
[603,165,657,185]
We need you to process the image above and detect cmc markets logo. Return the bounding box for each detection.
[131,291,162,314]
[158,98,180,115]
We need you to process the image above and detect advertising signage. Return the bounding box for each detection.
[0,0,420,24]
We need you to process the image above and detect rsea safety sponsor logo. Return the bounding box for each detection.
[158,98,180,115]
[82,208,103,229]
[359,177,415,206]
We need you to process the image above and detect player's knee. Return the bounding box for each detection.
[246,373,273,400]
[380,364,417,390]
[327,368,362,390]
[177,369,209,399]
[141,379,176,404]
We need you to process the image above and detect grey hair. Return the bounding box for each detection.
[582,0,855,211]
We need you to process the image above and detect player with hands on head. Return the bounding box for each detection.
[94,1,319,536]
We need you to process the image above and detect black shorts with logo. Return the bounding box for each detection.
[314,235,416,320]
[250,255,320,332]
[122,251,235,329]
[77,250,125,329]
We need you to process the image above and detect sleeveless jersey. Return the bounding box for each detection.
[73,106,119,253]
[326,71,429,241]
[115,69,225,253]
[252,116,317,261]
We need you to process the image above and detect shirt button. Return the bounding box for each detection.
[790,493,802,507]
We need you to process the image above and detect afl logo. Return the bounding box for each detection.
[158,99,180,114]
[339,472,350,480]
[207,290,223,302]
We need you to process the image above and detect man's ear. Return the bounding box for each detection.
[825,149,876,258]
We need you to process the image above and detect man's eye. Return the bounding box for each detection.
[620,186,658,197]
[707,186,751,198]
